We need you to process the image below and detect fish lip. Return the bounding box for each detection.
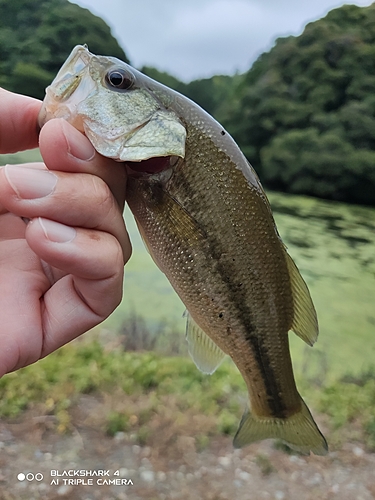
[38,45,95,129]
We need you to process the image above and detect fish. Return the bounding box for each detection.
[38,45,328,455]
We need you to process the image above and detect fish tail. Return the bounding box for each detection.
[233,397,328,456]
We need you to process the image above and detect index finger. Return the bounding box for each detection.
[0,88,42,154]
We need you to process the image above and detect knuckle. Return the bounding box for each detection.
[90,176,113,208]
[112,237,128,272]
[86,176,116,224]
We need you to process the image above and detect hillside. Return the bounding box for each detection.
[224,3,375,205]
[0,0,128,99]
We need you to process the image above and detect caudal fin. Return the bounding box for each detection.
[233,398,328,456]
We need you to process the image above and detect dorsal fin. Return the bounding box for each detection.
[285,252,319,346]
[184,311,226,374]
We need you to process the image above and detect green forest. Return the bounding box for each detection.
[0,0,127,98]
[1,0,375,205]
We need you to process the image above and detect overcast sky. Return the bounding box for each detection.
[71,0,374,81]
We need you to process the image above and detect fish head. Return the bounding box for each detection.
[38,45,186,171]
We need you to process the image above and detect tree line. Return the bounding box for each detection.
[0,0,127,99]
[144,4,375,205]
[1,0,374,205]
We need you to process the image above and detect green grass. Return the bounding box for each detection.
[0,148,42,165]
[302,370,375,451]
[1,338,374,450]
[0,339,244,441]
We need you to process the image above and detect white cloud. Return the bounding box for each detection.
[71,0,375,80]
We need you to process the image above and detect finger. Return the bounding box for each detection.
[39,118,127,209]
[25,217,127,356]
[0,211,27,239]
[0,163,46,216]
[0,231,49,375]
[0,164,131,260]
[0,88,41,153]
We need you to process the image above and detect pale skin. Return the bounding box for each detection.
[0,88,132,377]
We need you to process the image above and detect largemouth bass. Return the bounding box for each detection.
[39,45,328,455]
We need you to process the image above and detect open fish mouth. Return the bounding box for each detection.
[125,155,180,175]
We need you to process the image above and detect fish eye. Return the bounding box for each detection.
[105,68,134,90]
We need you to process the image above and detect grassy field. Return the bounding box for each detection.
[0,338,374,451]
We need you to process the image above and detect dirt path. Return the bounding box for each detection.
[0,396,374,500]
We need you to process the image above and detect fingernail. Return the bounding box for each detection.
[39,218,76,243]
[4,165,58,199]
[61,120,95,161]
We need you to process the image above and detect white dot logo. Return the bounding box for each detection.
[17,472,43,481]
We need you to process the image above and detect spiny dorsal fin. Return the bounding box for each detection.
[184,311,226,374]
[285,252,319,346]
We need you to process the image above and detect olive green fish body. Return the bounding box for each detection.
[127,119,326,453]
[39,46,328,455]
[127,118,299,415]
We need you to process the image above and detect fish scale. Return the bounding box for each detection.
[127,124,297,418]
[38,45,328,455]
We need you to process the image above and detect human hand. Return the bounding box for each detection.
[0,88,131,377]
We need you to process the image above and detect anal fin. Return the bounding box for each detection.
[184,311,226,374]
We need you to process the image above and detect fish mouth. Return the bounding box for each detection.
[125,155,179,175]
[38,45,187,166]
[38,45,96,130]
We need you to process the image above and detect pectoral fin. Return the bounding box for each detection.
[184,311,226,374]
[285,252,319,346]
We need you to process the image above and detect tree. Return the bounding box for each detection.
[222,3,375,204]
[0,0,129,99]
